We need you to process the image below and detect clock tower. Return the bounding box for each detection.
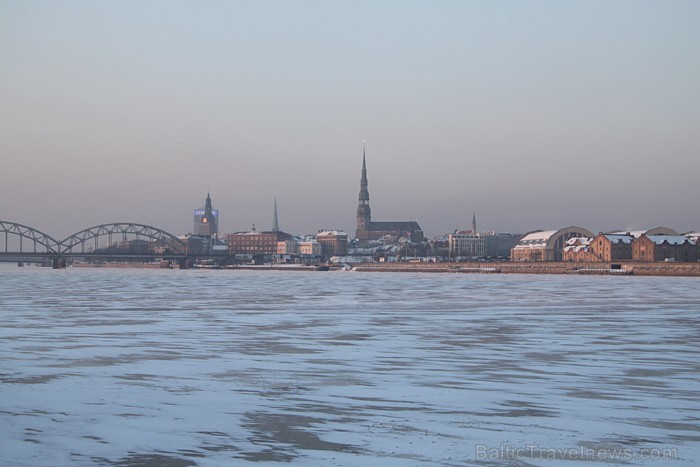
[194,193,218,236]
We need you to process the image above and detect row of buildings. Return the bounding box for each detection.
[512,227,699,263]
[185,151,428,263]
[186,219,699,264]
[185,151,698,264]
[227,229,348,260]
[189,190,350,262]
[185,225,350,263]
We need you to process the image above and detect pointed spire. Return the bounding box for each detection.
[362,143,366,171]
[472,212,477,233]
[359,144,369,203]
[357,144,372,235]
[272,196,279,232]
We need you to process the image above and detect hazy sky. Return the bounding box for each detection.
[1,1,698,238]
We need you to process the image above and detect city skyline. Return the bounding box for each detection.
[2,1,699,238]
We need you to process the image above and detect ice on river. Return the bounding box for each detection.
[1,267,699,466]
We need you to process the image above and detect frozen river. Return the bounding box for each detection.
[1,267,699,466]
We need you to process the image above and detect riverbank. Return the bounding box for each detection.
[64,260,700,276]
[71,262,163,269]
[70,262,331,272]
[352,261,700,277]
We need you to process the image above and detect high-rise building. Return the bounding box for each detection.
[355,148,423,246]
[194,193,218,236]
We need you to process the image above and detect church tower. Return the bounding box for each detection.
[194,192,218,236]
[356,147,372,244]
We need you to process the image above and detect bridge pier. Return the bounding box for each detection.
[52,258,66,269]
[177,258,193,269]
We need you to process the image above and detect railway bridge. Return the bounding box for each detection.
[0,220,199,268]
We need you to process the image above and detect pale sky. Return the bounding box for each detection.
[1,0,699,239]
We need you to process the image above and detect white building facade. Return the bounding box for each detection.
[448,231,486,259]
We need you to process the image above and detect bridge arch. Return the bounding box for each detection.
[59,223,187,255]
[0,220,60,254]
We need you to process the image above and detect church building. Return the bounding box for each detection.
[355,149,423,246]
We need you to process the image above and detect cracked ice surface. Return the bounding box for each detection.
[1,267,699,466]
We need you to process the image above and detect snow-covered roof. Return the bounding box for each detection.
[514,227,595,250]
[317,230,348,237]
[520,230,557,242]
[565,237,591,246]
[563,245,589,253]
[645,235,694,245]
[515,230,558,248]
[611,227,680,238]
[603,234,634,244]
[512,230,556,248]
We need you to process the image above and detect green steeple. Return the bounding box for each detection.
[272,196,279,232]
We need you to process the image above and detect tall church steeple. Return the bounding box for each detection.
[356,145,372,240]
[272,196,280,232]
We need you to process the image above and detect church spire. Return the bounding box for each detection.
[472,212,477,233]
[359,145,369,204]
[362,144,366,171]
[356,144,372,239]
[272,196,279,232]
